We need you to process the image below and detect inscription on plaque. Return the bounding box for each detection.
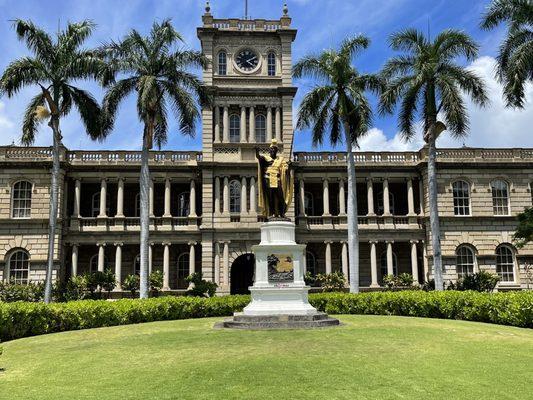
[268,253,294,282]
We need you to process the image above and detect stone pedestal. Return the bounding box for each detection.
[222,221,339,329]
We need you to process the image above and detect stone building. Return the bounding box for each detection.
[1,5,532,293]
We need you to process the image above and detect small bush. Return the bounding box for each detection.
[123,275,140,297]
[0,281,45,302]
[150,271,164,296]
[453,271,500,292]
[186,273,217,297]
[314,272,346,292]
[383,273,417,290]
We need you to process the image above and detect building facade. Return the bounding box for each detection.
[1,6,532,293]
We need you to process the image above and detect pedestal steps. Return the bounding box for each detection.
[220,312,340,330]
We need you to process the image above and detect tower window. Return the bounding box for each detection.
[218,51,227,75]
[229,114,240,143]
[229,179,241,213]
[255,114,266,142]
[267,52,276,76]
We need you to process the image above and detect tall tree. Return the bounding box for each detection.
[481,0,533,107]
[101,20,209,298]
[293,35,380,293]
[379,29,488,290]
[0,20,104,303]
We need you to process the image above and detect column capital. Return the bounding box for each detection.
[162,241,172,246]
[410,240,419,245]
[96,242,106,247]
[188,241,198,246]
[70,242,79,247]
[385,240,394,244]
[366,177,373,182]
[149,241,155,247]
[340,240,347,245]
[114,242,123,247]
[324,240,333,244]
[368,240,379,245]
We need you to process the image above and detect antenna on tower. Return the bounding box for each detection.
[245,0,248,19]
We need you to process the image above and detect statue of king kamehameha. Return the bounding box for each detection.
[256,139,294,220]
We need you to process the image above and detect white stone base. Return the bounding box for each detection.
[241,220,319,316]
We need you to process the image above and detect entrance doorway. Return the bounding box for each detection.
[230,253,255,295]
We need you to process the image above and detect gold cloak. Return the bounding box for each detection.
[257,154,294,217]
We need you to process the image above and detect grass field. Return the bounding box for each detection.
[0,315,532,400]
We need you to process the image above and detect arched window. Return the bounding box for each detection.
[452,180,470,216]
[89,254,108,273]
[380,251,398,277]
[178,192,190,217]
[8,249,30,284]
[456,245,475,279]
[218,51,227,75]
[267,52,276,76]
[229,114,240,142]
[134,193,140,217]
[134,254,141,275]
[91,192,110,217]
[491,180,510,216]
[11,181,32,218]
[229,180,241,213]
[306,251,316,276]
[255,114,266,142]
[304,191,315,216]
[177,252,190,289]
[496,245,515,282]
[377,192,395,215]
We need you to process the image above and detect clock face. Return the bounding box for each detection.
[235,49,259,72]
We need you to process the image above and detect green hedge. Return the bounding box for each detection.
[1,291,532,341]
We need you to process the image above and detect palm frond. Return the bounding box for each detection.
[389,28,427,53]
[12,19,54,65]
[437,76,468,137]
[339,35,370,61]
[0,57,47,96]
[21,93,46,145]
[67,85,103,140]
[102,77,139,132]
[434,29,479,61]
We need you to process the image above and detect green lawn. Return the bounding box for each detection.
[0,315,532,400]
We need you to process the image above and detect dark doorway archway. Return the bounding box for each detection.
[230,253,255,295]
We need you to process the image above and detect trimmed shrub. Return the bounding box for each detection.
[0,281,45,302]
[314,272,346,292]
[0,291,531,342]
[185,272,218,297]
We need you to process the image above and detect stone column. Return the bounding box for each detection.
[419,179,425,216]
[410,240,419,283]
[163,178,171,217]
[322,178,330,216]
[222,106,229,142]
[189,242,196,275]
[73,179,81,217]
[383,178,391,216]
[275,106,281,141]
[339,178,346,216]
[163,242,170,290]
[325,241,332,274]
[214,105,220,143]
[98,178,107,217]
[386,241,394,276]
[249,177,257,214]
[114,243,122,290]
[214,242,221,285]
[116,178,124,218]
[97,243,105,272]
[249,106,255,143]
[422,240,429,282]
[214,176,221,215]
[189,179,197,217]
[148,243,153,275]
[299,178,306,216]
[341,241,348,278]
[223,177,230,215]
[370,241,379,287]
[240,106,247,143]
[240,177,247,216]
[223,241,230,286]
[407,178,415,216]
[71,244,78,276]
[149,179,154,217]
[302,248,307,273]
[367,178,375,216]
[266,107,273,142]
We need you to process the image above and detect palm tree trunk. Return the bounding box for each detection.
[139,133,151,298]
[43,117,61,303]
[427,123,445,291]
[345,123,359,293]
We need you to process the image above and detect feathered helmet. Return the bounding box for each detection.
[269,138,279,150]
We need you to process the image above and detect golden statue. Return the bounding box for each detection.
[256,139,294,219]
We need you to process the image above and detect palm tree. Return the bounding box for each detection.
[379,29,488,290]
[101,20,209,298]
[481,0,533,108]
[0,20,104,303]
[293,35,381,293]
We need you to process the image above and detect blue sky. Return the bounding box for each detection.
[0,0,531,152]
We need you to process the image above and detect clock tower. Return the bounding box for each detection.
[197,2,297,287]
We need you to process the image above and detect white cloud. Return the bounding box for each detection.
[357,127,424,152]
